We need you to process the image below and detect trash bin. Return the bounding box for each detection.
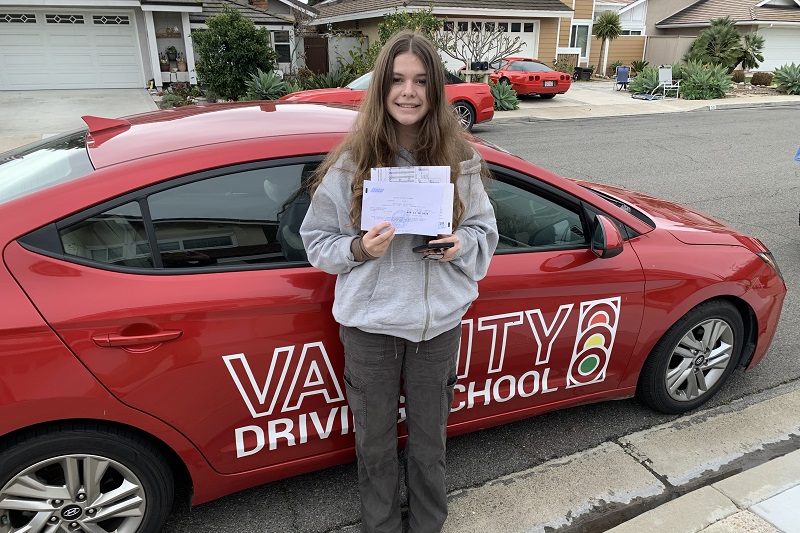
[572,67,593,81]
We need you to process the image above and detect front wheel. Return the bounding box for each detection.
[0,424,174,533]
[637,300,744,414]
[453,101,476,131]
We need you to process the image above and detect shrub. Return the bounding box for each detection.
[490,81,519,110]
[750,71,774,86]
[244,68,293,100]
[609,60,624,76]
[628,66,660,94]
[630,60,649,74]
[680,61,732,100]
[301,69,355,90]
[192,6,276,101]
[552,57,575,74]
[732,70,745,83]
[774,63,800,94]
[158,94,185,109]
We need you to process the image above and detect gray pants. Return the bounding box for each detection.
[340,325,460,533]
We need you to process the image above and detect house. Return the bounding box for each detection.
[651,0,800,72]
[0,0,314,90]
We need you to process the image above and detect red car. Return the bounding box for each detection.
[280,71,494,130]
[0,103,785,532]
[489,57,572,98]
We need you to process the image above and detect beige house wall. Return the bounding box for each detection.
[589,36,645,75]
[645,0,697,35]
[538,17,560,64]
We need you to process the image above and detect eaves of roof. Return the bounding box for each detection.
[190,0,291,25]
[314,0,573,24]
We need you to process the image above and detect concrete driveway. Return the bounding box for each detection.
[0,89,157,153]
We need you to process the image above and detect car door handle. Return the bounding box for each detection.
[92,330,183,347]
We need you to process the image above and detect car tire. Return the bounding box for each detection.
[499,77,511,86]
[0,423,174,532]
[540,94,556,99]
[637,299,744,414]
[453,101,476,131]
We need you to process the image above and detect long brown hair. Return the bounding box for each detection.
[310,30,477,230]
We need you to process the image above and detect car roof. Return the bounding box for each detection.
[502,57,544,64]
[86,101,358,169]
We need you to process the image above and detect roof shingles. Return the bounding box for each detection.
[658,0,800,26]
[316,0,572,19]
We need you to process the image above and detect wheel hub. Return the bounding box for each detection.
[60,504,83,520]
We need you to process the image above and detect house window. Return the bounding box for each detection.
[45,14,84,24]
[471,22,481,31]
[498,22,508,32]
[511,22,521,32]
[484,22,495,32]
[92,15,130,25]
[523,23,534,32]
[570,24,590,58]
[272,30,290,64]
[621,30,642,36]
[443,21,454,31]
[0,13,37,23]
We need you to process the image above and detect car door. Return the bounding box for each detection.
[446,166,646,425]
[6,155,350,475]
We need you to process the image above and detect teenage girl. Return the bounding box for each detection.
[301,30,498,533]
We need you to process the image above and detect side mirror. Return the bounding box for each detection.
[591,214,624,259]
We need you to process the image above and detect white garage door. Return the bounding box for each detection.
[757,26,800,72]
[439,19,540,72]
[0,11,143,90]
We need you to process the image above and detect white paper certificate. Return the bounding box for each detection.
[369,166,454,232]
[361,180,443,235]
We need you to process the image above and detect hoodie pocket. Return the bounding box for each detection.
[366,261,425,330]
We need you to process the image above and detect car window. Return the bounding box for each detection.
[59,201,154,268]
[518,62,553,73]
[57,162,317,270]
[0,130,93,205]
[346,72,372,90]
[506,62,525,71]
[486,177,587,251]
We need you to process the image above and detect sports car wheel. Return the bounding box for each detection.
[453,101,475,131]
[637,300,744,414]
[0,424,173,533]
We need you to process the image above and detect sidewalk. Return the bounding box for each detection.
[441,380,800,533]
[487,79,800,123]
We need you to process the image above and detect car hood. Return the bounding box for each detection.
[576,180,764,249]
[281,88,353,101]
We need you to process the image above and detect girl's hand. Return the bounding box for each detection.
[363,222,395,257]
[428,234,459,262]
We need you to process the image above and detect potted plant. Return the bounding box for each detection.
[176,52,187,72]
[159,53,170,72]
[165,46,178,62]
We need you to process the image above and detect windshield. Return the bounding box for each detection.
[346,72,373,90]
[0,130,93,205]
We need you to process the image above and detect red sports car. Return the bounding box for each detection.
[0,103,785,532]
[489,57,572,98]
[280,71,494,130]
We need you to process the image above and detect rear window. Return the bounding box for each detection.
[515,61,553,73]
[0,130,93,205]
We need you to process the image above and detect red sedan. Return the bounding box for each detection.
[0,103,785,532]
[489,57,572,98]
[280,71,494,130]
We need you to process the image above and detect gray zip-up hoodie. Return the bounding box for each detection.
[300,148,498,342]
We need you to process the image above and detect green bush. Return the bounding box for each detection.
[490,81,519,110]
[551,58,575,74]
[609,60,624,76]
[301,69,355,90]
[680,61,732,100]
[774,63,800,94]
[191,6,276,101]
[244,69,293,100]
[628,66,659,94]
[630,60,649,74]
[750,71,774,86]
[158,94,185,109]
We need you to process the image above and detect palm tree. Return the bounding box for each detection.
[739,32,765,71]
[685,17,742,71]
[592,12,622,77]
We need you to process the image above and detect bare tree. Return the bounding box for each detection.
[433,22,525,69]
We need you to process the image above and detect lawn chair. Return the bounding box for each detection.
[651,66,680,99]
[615,66,630,91]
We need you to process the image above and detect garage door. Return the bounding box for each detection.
[757,26,800,72]
[0,11,143,90]
[439,19,539,72]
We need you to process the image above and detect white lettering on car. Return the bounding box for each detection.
[225,296,621,457]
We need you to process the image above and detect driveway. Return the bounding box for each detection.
[0,88,157,152]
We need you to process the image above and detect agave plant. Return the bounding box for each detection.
[630,60,649,75]
[680,61,732,100]
[774,63,800,95]
[490,81,519,111]
[303,69,354,90]
[628,66,659,94]
[244,68,291,100]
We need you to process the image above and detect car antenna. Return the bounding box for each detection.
[81,116,131,135]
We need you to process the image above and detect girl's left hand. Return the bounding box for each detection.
[428,234,459,262]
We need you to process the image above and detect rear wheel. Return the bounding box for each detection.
[453,101,476,131]
[637,300,744,414]
[0,424,174,533]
